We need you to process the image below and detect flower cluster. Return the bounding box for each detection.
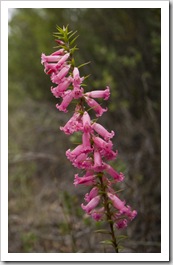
[41,26,137,238]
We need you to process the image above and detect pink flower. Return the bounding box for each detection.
[85,86,110,100]
[92,136,113,151]
[92,122,115,141]
[100,149,118,161]
[66,144,84,162]
[82,132,92,152]
[84,187,99,202]
[84,96,107,117]
[115,219,128,229]
[57,77,72,91]
[107,192,126,210]
[72,153,92,169]
[51,73,72,85]
[81,195,100,214]
[44,62,58,74]
[82,111,92,133]
[73,87,84,99]
[55,65,71,82]
[104,163,124,182]
[51,77,72,98]
[72,67,84,87]
[60,111,83,135]
[129,210,137,220]
[41,53,61,64]
[56,90,74,112]
[56,53,70,68]
[91,207,105,221]
[74,173,96,186]
[51,86,62,98]
[51,49,65,56]
[55,39,65,45]
[121,206,137,220]
[93,148,106,172]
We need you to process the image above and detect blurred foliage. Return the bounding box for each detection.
[8,8,161,253]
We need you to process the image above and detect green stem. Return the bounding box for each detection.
[99,175,119,253]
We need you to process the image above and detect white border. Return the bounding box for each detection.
[1,0,169,262]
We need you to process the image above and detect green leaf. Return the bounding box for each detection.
[100,240,114,245]
[80,83,88,87]
[117,235,128,244]
[71,58,75,67]
[56,25,64,33]
[83,74,91,80]
[117,235,128,240]
[68,30,78,40]
[95,229,111,235]
[70,45,79,55]
[67,30,73,36]
[53,35,64,40]
[78,61,91,69]
[70,35,79,45]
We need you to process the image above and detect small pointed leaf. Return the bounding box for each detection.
[95,229,111,235]
[78,61,91,69]
[70,35,79,45]
[100,240,114,245]
[69,30,78,40]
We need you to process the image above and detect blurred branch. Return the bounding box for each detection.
[9,152,58,164]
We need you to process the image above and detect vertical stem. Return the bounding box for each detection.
[99,175,119,253]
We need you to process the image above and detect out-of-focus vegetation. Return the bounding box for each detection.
[8,8,161,253]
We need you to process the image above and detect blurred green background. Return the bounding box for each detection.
[8,8,161,253]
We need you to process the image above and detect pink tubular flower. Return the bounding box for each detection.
[85,86,110,100]
[107,193,137,222]
[92,122,115,141]
[73,86,84,99]
[82,111,92,133]
[92,136,113,151]
[115,219,128,229]
[129,210,137,220]
[51,49,65,56]
[51,78,72,98]
[82,132,92,152]
[56,90,74,112]
[81,195,100,214]
[72,67,84,87]
[56,65,71,82]
[121,206,137,220]
[51,72,72,85]
[84,186,99,202]
[41,53,61,64]
[57,78,72,91]
[51,86,62,98]
[60,112,83,135]
[74,173,96,186]
[104,163,124,182]
[66,144,84,162]
[100,148,118,161]
[55,39,65,45]
[84,96,107,117]
[44,62,58,74]
[91,207,105,221]
[72,152,93,170]
[93,149,102,167]
[93,148,106,172]
[107,192,126,210]
[56,53,70,67]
